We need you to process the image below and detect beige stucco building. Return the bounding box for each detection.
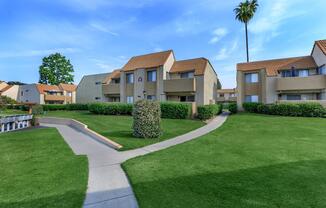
[217,89,237,103]
[237,39,326,109]
[100,50,220,106]
[0,81,20,101]
[18,83,76,104]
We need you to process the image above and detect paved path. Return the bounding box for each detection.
[41,112,228,208]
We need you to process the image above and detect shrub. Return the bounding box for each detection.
[6,104,29,111]
[31,105,44,115]
[133,100,161,138]
[197,104,222,120]
[66,103,89,111]
[160,102,191,119]
[242,102,261,113]
[88,103,133,115]
[0,95,17,105]
[228,103,237,114]
[247,102,326,118]
[42,104,67,111]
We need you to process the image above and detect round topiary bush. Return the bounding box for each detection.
[133,100,161,138]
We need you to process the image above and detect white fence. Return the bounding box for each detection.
[0,115,33,133]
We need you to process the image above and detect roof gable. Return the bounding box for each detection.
[170,58,209,76]
[315,39,326,56]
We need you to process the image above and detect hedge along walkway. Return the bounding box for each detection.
[40,112,229,208]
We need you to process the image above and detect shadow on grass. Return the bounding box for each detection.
[0,190,85,208]
[129,160,326,208]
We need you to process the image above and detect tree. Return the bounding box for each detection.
[39,53,74,85]
[234,0,259,62]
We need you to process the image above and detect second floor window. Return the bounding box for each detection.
[126,73,134,84]
[245,95,259,103]
[319,65,326,75]
[112,78,120,84]
[147,70,157,82]
[180,71,194,79]
[245,73,258,83]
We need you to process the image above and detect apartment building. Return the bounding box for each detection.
[19,83,76,104]
[76,73,111,103]
[0,81,19,101]
[101,50,220,105]
[217,89,237,103]
[237,39,326,109]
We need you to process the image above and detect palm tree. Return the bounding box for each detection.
[234,0,259,62]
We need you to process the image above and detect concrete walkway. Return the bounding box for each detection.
[41,112,228,208]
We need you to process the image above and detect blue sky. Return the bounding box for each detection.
[0,0,325,88]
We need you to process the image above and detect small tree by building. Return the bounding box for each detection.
[133,100,161,138]
[39,53,74,85]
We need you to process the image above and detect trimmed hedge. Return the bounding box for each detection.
[160,102,191,119]
[228,103,238,114]
[66,104,89,111]
[133,100,161,138]
[243,102,326,118]
[3,104,29,111]
[42,104,89,111]
[31,105,44,115]
[197,104,222,120]
[88,103,133,115]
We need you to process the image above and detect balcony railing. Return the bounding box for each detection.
[163,78,196,93]
[216,97,237,102]
[44,94,65,101]
[102,83,120,95]
[276,75,326,91]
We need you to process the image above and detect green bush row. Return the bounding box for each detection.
[243,102,326,117]
[88,103,133,115]
[160,102,191,119]
[133,100,161,138]
[2,104,29,111]
[228,103,238,114]
[197,104,222,120]
[42,104,89,111]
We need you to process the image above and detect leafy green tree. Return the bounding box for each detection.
[39,53,74,85]
[234,0,259,62]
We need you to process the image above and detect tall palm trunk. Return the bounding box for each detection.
[245,22,249,62]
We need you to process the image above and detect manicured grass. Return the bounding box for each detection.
[0,128,88,208]
[42,111,205,151]
[123,113,326,208]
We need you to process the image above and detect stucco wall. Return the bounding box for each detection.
[312,44,326,66]
[265,76,278,104]
[203,63,218,105]
[76,73,110,103]
[2,85,19,101]
[134,69,145,101]
[18,84,41,104]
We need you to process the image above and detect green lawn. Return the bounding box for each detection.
[123,113,326,208]
[0,109,28,116]
[0,128,88,208]
[42,111,205,151]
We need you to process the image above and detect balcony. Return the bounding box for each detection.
[276,75,326,91]
[163,78,196,93]
[44,94,65,101]
[216,97,237,102]
[102,83,120,95]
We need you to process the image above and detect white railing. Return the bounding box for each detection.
[0,115,33,133]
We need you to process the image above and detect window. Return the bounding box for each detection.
[286,94,301,100]
[67,92,72,97]
[127,96,134,103]
[95,81,101,85]
[219,93,225,98]
[180,95,195,102]
[112,78,120,84]
[95,97,101,100]
[245,73,258,83]
[147,95,156,100]
[319,65,326,75]
[298,69,309,77]
[147,70,157,82]
[281,70,292,77]
[180,72,194,79]
[245,95,259,103]
[21,91,23,96]
[126,73,134,84]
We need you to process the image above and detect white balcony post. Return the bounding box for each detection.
[7,123,10,131]
[1,124,4,132]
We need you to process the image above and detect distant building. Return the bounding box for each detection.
[18,83,76,104]
[237,39,326,109]
[0,81,20,101]
[217,89,237,103]
[76,73,111,103]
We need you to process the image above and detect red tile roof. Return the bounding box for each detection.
[36,84,61,94]
[170,58,209,75]
[58,83,77,92]
[237,56,317,76]
[315,39,326,56]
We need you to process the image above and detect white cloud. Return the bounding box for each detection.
[209,28,228,44]
[214,40,238,61]
[0,48,80,59]
[89,22,119,36]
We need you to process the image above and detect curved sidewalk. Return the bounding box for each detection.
[41,112,228,208]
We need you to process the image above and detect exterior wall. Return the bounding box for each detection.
[195,76,205,105]
[120,72,126,102]
[1,85,19,101]
[312,45,326,66]
[202,63,218,105]
[265,76,278,104]
[134,69,145,101]
[18,84,41,104]
[160,53,175,101]
[0,82,8,91]
[76,73,110,103]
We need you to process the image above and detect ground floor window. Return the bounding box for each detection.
[147,95,156,100]
[245,95,259,103]
[180,95,195,102]
[286,94,301,100]
[127,96,134,103]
